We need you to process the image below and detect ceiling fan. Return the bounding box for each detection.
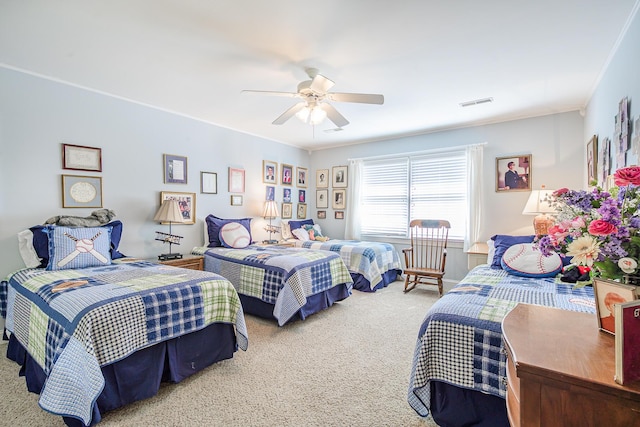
[242,68,384,128]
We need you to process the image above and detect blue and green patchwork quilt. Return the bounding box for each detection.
[293,240,402,290]
[407,264,596,417]
[197,245,353,325]
[1,260,248,425]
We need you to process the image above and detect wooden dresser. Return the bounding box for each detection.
[156,254,204,271]
[502,304,640,427]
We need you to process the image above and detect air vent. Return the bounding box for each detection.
[459,97,494,107]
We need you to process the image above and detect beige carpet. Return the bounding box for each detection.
[0,280,440,427]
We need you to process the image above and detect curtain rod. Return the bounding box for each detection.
[347,142,487,162]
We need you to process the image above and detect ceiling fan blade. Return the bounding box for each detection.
[242,90,299,98]
[272,102,307,125]
[309,74,335,94]
[327,92,384,104]
[319,103,349,128]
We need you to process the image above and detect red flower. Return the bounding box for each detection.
[554,188,569,196]
[588,219,617,236]
[614,166,640,186]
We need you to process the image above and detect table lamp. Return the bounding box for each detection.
[262,200,280,244]
[522,186,556,235]
[153,198,185,260]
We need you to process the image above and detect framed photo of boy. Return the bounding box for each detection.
[593,278,638,335]
[282,203,292,219]
[496,155,531,192]
[316,169,329,188]
[332,189,346,209]
[263,160,277,184]
[332,165,348,188]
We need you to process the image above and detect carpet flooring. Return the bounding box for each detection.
[0,279,441,427]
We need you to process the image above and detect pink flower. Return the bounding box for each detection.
[554,188,569,196]
[614,166,640,186]
[588,219,618,236]
[571,217,586,229]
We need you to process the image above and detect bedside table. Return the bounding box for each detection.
[255,241,295,248]
[154,254,204,271]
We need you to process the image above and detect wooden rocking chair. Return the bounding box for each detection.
[402,219,450,296]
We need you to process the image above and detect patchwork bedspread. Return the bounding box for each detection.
[407,264,596,417]
[198,245,353,325]
[0,260,248,425]
[292,240,402,290]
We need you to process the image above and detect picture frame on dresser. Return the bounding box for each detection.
[593,278,638,335]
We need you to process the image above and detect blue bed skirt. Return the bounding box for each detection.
[6,322,237,426]
[239,283,351,323]
[351,269,400,292]
[430,381,509,427]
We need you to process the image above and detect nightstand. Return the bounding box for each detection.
[155,254,204,271]
[255,241,295,248]
[466,242,489,269]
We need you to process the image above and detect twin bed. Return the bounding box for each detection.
[407,237,596,426]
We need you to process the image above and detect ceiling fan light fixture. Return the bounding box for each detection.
[296,105,327,125]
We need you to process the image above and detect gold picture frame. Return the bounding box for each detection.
[496,155,531,192]
[159,191,195,224]
[593,278,638,335]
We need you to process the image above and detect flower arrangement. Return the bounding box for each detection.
[537,166,640,285]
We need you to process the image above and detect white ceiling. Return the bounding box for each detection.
[1,1,638,150]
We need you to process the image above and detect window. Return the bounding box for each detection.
[360,147,468,239]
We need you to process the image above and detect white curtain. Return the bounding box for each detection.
[345,159,362,239]
[464,143,484,252]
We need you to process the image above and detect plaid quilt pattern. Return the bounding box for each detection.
[1,262,248,425]
[203,246,353,325]
[295,239,402,289]
[408,264,595,417]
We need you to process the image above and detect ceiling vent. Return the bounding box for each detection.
[459,97,494,107]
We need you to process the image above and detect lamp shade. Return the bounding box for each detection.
[262,200,279,219]
[522,189,555,215]
[154,199,185,223]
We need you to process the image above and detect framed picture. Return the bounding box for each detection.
[62,175,103,208]
[281,164,293,185]
[266,185,275,201]
[316,189,328,208]
[496,155,531,192]
[317,210,326,219]
[283,187,292,203]
[297,203,307,219]
[587,135,598,186]
[316,169,329,188]
[335,211,344,220]
[164,154,188,184]
[62,143,102,172]
[298,189,306,203]
[282,203,292,219]
[200,171,217,194]
[230,195,243,206]
[332,165,348,188]
[593,278,638,335]
[228,167,245,193]
[297,167,308,188]
[263,160,278,184]
[332,189,346,209]
[160,191,195,224]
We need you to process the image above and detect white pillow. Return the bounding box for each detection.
[17,229,41,268]
[292,228,310,241]
[500,243,562,278]
[219,222,251,248]
[486,239,495,265]
[281,220,293,240]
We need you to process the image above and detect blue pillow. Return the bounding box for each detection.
[490,234,535,269]
[288,219,314,232]
[206,215,252,247]
[31,220,125,267]
[46,226,112,270]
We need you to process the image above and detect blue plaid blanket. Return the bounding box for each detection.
[293,240,402,290]
[407,264,596,417]
[197,245,353,325]
[1,260,248,426]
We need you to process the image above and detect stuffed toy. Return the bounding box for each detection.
[44,209,116,227]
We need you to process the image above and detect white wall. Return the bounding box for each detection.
[584,5,640,166]
[0,67,310,279]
